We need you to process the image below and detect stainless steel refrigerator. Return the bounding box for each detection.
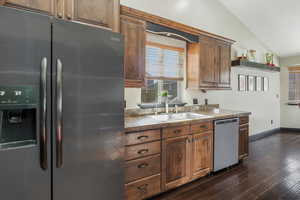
[0,6,124,200]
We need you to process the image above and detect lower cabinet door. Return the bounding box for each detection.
[239,125,249,159]
[162,135,192,191]
[191,132,213,180]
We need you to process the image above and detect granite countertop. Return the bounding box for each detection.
[125,109,251,132]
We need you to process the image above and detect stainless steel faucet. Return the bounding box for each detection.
[165,99,169,114]
[175,105,178,113]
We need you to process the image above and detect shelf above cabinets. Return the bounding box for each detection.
[232,59,280,72]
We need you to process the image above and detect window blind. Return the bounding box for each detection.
[146,42,184,81]
[288,67,300,101]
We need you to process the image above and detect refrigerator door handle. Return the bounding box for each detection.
[40,57,48,170]
[56,59,63,168]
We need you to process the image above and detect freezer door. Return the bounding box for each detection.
[0,6,51,200]
[52,20,124,200]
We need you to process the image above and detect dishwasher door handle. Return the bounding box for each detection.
[215,118,238,125]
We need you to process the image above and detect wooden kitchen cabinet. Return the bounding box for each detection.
[199,39,220,88]
[62,0,120,32]
[125,120,215,198]
[187,35,232,90]
[191,132,213,180]
[219,43,231,88]
[3,0,53,14]
[2,0,120,31]
[239,124,249,159]
[162,135,192,191]
[125,174,161,200]
[121,15,146,88]
[239,116,249,160]
[125,129,162,200]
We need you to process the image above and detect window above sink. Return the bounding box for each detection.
[141,33,186,104]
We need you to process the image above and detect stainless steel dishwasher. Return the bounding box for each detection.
[214,118,239,172]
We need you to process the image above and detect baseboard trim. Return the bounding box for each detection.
[280,127,300,132]
[250,128,281,142]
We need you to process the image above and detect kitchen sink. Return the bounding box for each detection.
[149,112,210,122]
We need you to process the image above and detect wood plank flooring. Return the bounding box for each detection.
[151,131,300,200]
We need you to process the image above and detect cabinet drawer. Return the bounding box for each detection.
[162,125,190,139]
[125,141,161,161]
[239,116,249,125]
[125,174,161,200]
[125,154,161,183]
[125,129,161,146]
[191,121,213,133]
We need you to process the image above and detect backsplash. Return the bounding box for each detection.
[125,104,219,117]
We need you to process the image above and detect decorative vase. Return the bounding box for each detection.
[266,53,274,66]
[247,50,256,62]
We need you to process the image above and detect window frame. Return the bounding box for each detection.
[141,38,186,104]
[145,41,185,81]
[288,66,300,102]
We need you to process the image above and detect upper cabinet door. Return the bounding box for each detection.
[199,40,219,88]
[187,35,232,90]
[191,132,212,180]
[69,0,120,32]
[4,0,53,14]
[218,44,231,88]
[121,15,146,88]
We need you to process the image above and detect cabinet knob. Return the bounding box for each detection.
[174,129,182,134]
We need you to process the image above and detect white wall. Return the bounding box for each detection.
[187,68,280,136]
[280,56,300,128]
[122,0,281,135]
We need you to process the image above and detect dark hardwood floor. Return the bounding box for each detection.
[151,131,300,200]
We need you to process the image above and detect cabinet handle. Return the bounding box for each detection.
[173,129,182,134]
[137,184,148,192]
[200,125,208,129]
[66,14,72,20]
[203,136,209,140]
[137,149,149,154]
[137,135,149,140]
[138,163,149,169]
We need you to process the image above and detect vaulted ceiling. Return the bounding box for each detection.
[218,0,300,57]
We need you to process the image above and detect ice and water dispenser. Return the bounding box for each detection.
[0,86,38,149]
